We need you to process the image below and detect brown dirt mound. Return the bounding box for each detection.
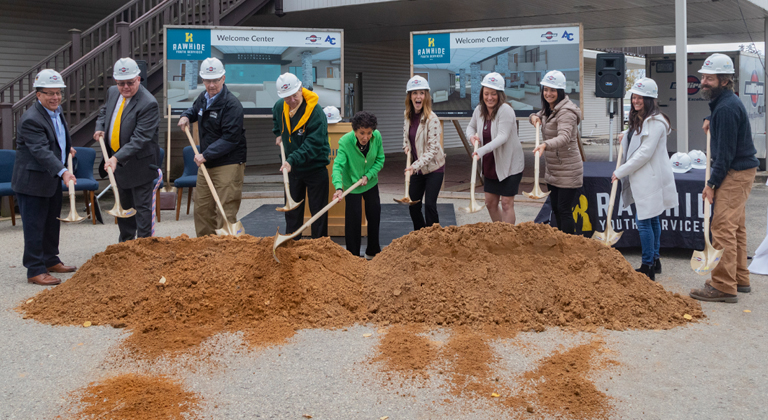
[366,222,704,330]
[22,235,367,357]
[66,373,200,419]
[21,222,703,360]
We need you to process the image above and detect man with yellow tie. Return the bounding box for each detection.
[94,57,160,242]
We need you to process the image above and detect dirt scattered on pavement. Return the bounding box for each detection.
[21,222,704,418]
[66,373,200,420]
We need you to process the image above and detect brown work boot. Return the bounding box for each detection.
[47,263,77,273]
[689,283,738,303]
[737,284,751,293]
[28,273,61,286]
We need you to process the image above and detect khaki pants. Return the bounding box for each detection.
[710,167,757,295]
[193,163,245,237]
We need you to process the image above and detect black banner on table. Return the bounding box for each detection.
[535,161,709,249]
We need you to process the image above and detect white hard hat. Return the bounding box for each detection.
[688,149,707,169]
[276,73,302,98]
[33,69,66,88]
[540,70,566,89]
[670,152,692,173]
[629,77,658,98]
[113,57,141,81]
[199,57,225,79]
[698,53,735,74]
[406,75,430,92]
[323,106,341,123]
[481,72,505,91]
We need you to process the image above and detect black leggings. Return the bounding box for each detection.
[547,184,579,235]
[409,171,443,230]
[344,184,381,258]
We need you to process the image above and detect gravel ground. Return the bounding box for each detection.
[1,186,767,419]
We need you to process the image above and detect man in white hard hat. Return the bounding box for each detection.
[94,57,160,242]
[178,57,246,237]
[11,69,78,285]
[690,53,760,303]
[272,72,331,238]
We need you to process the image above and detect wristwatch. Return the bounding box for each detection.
[707,181,717,190]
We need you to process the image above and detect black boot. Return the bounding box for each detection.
[654,259,662,274]
[636,264,655,281]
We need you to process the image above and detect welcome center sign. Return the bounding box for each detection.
[164,26,343,116]
[411,25,582,118]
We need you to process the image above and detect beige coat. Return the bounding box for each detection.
[530,96,583,189]
[402,110,446,174]
[466,103,524,180]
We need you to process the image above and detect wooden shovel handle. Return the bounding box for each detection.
[183,126,228,219]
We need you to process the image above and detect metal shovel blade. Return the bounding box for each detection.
[272,229,294,263]
[58,207,85,223]
[215,220,245,237]
[393,196,420,206]
[276,197,304,212]
[523,183,551,200]
[591,227,623,247]
[459,198,486,213]
[107,204,136,218]
[691,247,723,275]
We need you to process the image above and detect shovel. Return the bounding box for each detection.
[591,141,624,246]
[159,105,177,210]
[183,127,245,237]
[459,139,486,213]
[273,178,364,263]
[393,149,420,205]
[97,136,136,218]
[523,122,551,200]
[691,131,723,274]
[276,141,304,212]
[58,153,85,223]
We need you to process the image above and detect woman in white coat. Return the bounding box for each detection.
[466,72,525,224]
[612,77,678,281]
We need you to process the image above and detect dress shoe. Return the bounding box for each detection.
[47,263,77,273]
[28,273,61,286]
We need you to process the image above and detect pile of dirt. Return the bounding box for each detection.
[67,373,200,419]
[22,235,368,357]
[366,222,703,331]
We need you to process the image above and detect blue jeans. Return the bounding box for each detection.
[636,215,660,266]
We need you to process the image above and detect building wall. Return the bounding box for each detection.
[0,0,125,88]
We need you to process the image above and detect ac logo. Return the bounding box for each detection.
[428,38,435,47]
[325,35,336,45]
[185,33,193,42]
[562,31,574,41]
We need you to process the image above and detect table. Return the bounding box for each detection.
[534,161,708,249]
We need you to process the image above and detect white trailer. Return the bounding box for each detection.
[647,51,766,168]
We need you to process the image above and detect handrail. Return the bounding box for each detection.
[0,0,163,104]
[2,0,255,149]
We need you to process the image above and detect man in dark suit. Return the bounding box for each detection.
[94,57,160,242]
[12,69,78,286]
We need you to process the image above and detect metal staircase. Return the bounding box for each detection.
[0,0,270,149]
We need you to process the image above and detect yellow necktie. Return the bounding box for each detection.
[111,97,125,152]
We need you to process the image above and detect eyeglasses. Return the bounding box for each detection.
[38,91,62,97]
[203,78,223,85]
[116,80,137,87]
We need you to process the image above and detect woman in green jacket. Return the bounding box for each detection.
[332,111,385,259]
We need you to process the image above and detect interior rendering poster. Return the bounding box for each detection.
[411,24,582,118]
[164,26,343,116]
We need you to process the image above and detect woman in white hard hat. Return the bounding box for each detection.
[612,77,678,281]
[466,72,524,224]
[402,75,446,230]
[529,70,583,234]
[332,111,384,259]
